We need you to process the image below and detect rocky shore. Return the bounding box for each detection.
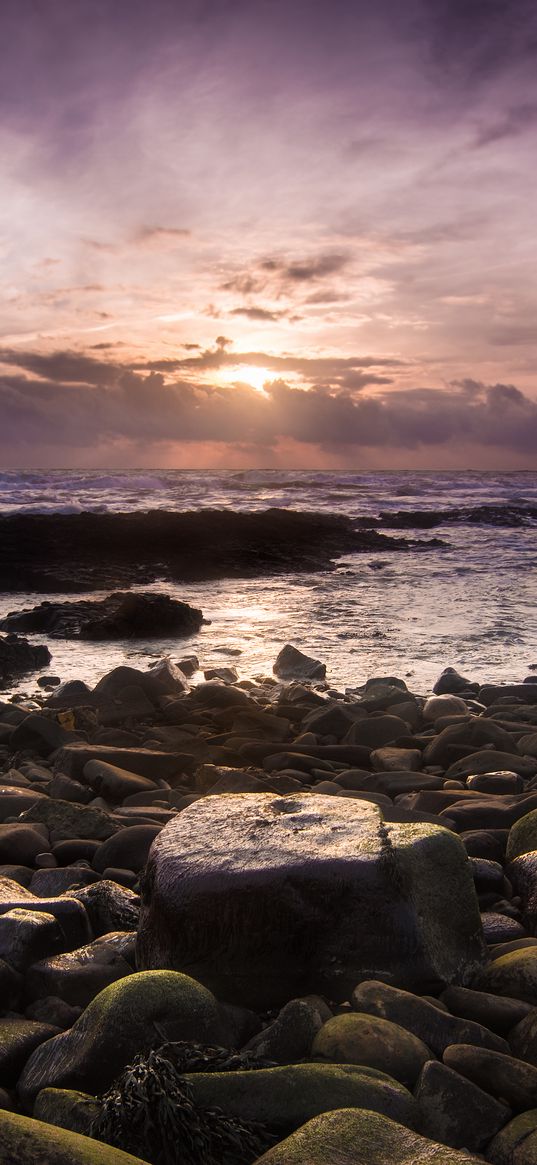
[1,648,537,1163]
[0,509,445,593]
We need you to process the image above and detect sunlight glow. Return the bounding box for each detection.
[220,365,271,392]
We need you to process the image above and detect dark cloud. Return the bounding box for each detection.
[423,0,537,84]
[260,253,349,282]
[1,350,535,458]
[474,103,537,147]
[230,307,286,322]
[135,225,191,244]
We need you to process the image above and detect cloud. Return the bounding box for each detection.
[0,350,536,463]
[230,307,286,322]
[135,225,192,245]
[260,252,350,282]
[474,103,537,147]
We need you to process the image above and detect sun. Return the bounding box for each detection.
[221,364,271,392]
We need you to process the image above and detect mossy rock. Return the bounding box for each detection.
[0,1109,150,1165]
[185,1062,416,1134]
[311,1012,432,1086]
[475,949,537,1006]
[34,1088,99,1137]
[487,1108,537,1165]
[507,812,537,862]
[251,1107,484,1164]
[18,970,224,1107]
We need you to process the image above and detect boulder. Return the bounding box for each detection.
[414,1060,510,1150]
[311,1012,432,1086]
[487,1110,537,1165]
[92,825,162,874]
[0,634,51,686]
[0,908,65,972]
[185,1062,415,1134]
[64,881,139,935]
[0,592,203,640]
[507,810,537,862]
[18,799,119,844]
[81,761,158,802]
[136,793,486,1009]
[0,1109,151,1164]
[24,932,134,1007]
[443,1044,537,1112]
[252,1108,485,1165]
[439,986,532,1035]
[243,998,324,1064]
[18,969,224,1106]
[0,1019,59,1087]
[475,948,537,1005]
[351,981,509,1057]
[52,744,185,782]
[273,645,326,681]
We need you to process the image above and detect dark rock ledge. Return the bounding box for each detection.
[0,509,446,593]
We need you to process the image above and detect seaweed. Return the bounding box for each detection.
[90,1041,277,1165]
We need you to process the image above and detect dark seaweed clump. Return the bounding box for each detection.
[90,1042,276,1165]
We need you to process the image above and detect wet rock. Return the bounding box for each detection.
[1,592,204,641]
[445,753,537,783]
[29,867,100,897]
[0,1019,59,1087]
[312,1012,432,1086]
[243,998,324,1064]
[26,996,82,1030]
[433,668,478,696]
[136,793,486,1009]
[252,1107,483,1165]
[185,1062,416,1135]
[423,695,470,721]
[273,645,326,681]
[18,969,225,1106]
[9,714,75,757]
[444,1044,537,1111]
[487,1110,537,1165]
[475,948,537,1005]
[0,908,66,972]
[414,1060,510,1150]
[507,810,537,862]
[65,880,139,935]
[0,634,51,687]
[482,914,527,944]
[25,932,134,1007]
[0,788,47,822]
[351,981,509,1056]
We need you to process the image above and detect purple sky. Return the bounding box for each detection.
[1,0,537,468]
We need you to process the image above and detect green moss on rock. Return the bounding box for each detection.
[0,1109,150,1165]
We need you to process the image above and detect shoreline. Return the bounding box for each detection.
[1,652,537,1158]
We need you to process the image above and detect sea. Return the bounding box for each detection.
[1,469,536,697]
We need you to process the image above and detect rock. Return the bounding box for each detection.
[311,1012,432,1086]
[29,867,100,897]
[479,684,537,707]
[0,1109,151,1164]
[33,1086,99,1136]
[243,999,324,1064]
[371,747,422,772]
[444,1044,537,1111]
[0,825,51,866]
[252,1107,484,1165]
[445,753,537,782]
[37,675,61,688]
[433,668,478,695]
[18,799,119,844]
[185,1062,416,1135]
[467,772,524,794]
[93,658,189,704]
[26,996,82,1030]
[507,810,537,862]
[414,1060,510,1150]
[508,853,537,934]
[439,986,533,1035]
[423,695,470,721]
[45,680,93,709]
[487,1110,537,1165]
[0,891,90,952]
[52,743,185,782]
[25,932,135,1007]
[462,830,508,861]
[351,981,509,1057]
[0,909,66,971]
[475,948,537,1005]
[18,969,225,1106]
[9,714,75,757]
[204,666,239,682]
[482,914,527,944]
[65,881,139,935]
[0,634,51,686]
[136,793,486,1009]
[92,825,161,875]
[273,645,326,681]
[0,1019,59,1087]
[0,957,22,1010]
[81,761,158,802]
[52,840,101,865]
[0,788,47,822]
[1,592,204,640]
[344,715,410,750]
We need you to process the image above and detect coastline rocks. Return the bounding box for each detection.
[251,1108,484,1165]
[351,981,510,1057]
[18,969,224,1106]
[18,799,119,844]
[414,1060,510,1150]
[184,1062,416,1134]
[0,634,51,688]
[475,949,537,1005]
[311,1012,432,1086]
[136,793,487,1009]
[273,645,326,681]
[0,1110,151,1165]
[0,592,204,640]
[443,1044,537,1112]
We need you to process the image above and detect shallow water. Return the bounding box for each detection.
[1,470,536,696]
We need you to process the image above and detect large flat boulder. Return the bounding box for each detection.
[136,793,487,1008]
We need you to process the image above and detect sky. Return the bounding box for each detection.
[1,0,537,469]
